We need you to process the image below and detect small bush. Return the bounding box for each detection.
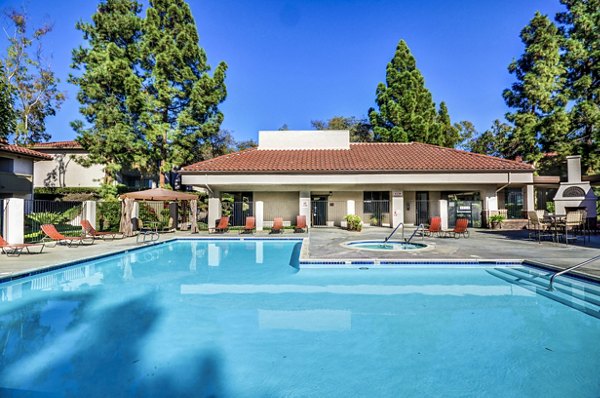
[345,214,363,231]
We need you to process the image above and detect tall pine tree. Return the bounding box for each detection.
[369,40,440,144]
[0,66,15,140]
[70,0,146,185]
[140,0,227,186]
[436,102,460,147]
[503,12,567,165]
[556,0,599,173]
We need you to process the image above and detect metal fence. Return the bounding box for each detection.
[0,199,4,237]
[359,200,390,226]
[24,200,86,242]
[222,201,254,227]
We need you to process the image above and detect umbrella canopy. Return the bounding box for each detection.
[120,187,197,201]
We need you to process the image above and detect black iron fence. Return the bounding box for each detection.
[24,200,85,242]
[222,201,254,227]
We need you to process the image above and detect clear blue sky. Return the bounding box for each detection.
[0,0,565,143]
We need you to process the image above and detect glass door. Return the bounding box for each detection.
[311,196,328,226]
[415,192,429,225]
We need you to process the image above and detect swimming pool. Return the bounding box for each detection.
[344,240,428,251]
[1,239,599,397]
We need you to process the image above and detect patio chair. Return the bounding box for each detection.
[556,210,586,244]
[136,220,160,243]
[527,211,554,243]
[41,224,95,247]
[270,217,284,234]
[424,216,442,237]
[240,217,256,234]
[81,219,125,240]
[0,234,45,257]
[442,218,469,239]
[295,215,307,233]
[209,216,230,234]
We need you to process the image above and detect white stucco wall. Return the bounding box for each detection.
[33,152,104,188]
[258,130,350,150]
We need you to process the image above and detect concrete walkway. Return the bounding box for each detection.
[1,227,599,282]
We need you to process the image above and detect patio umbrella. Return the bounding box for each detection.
[190,199,199,233]
[120,187,197,201]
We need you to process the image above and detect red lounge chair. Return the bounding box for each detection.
[209,216,230,233]
[425,216,442,237]
[41,224,94,247]
[270,217,284,234]
[0,235,45,257]
[240,217,256,234]
[295,215,307,233]
[443,218,469,239]
[81,219,124,240]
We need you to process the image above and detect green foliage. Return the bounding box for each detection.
[467,120,511,157]
[437,102,460,147]
[311,116,373,142]
[139,203,159,222]
[344,214,363,231]
[34,187,100,195]
[1,10,64,144]
[140,0,228,184]
[97,201,122,231]
[198,129,257,160]
[503,12,567,165]
[368,40,443,145]
[99,183,126,200]
[0,67,15,140]
[556,0,600,173]
[545,201,555,214]
[489,214,506,223]
[70,0,146,184]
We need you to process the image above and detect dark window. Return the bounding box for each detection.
[0,157,13,172]
[363,191,389,214]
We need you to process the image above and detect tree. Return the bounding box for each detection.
[0,66,15,140]
[310,116,373,142]
[1,10,64,144]
[69,0,146,185]
[197,129,256,160]
[556,0,600,173]
[436,102,460,147]
[368,40,440,144]
[503,12,567,164]
[466,120,511,157]
[140,0,227,186]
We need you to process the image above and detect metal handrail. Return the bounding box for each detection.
[385,223,404,242]
[548,254,600,290]
[406,224,425,243]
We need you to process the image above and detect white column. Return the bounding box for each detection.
[346,200,355,215]
[84,201,97,228]
[299,191,311,227]
[208,198,222,229]
[131,201,140,230]
[525,185,535,212]
[391,191,404,227]
[255,201,264,231]
[5,198,24,244]
[484,190,499,212]
[439,199,448,230]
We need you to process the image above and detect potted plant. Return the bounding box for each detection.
[344,214,363,232]
[489,214,505,229]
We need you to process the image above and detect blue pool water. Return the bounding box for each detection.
[345,240,427,251]
[1,239,599,397]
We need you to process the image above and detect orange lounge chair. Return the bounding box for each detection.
[0,235,45,257]
[425,216,442,237]
[41,224,94,247]
[209,216,230,233]
[295,215,307,233]
[270,217,284,234]
[240,216,256,234]
[81,220,124,240]
[443,218,469,239]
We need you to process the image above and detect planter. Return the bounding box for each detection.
[490,221,503,229]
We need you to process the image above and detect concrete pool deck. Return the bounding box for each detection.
[1,227,599,282]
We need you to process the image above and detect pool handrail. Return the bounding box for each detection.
[385,223,404,243]
[548,254,600,291]
[406,224,425,243]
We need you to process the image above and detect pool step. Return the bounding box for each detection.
[487,267,600,320]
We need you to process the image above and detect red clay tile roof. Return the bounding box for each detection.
[30,140,83,149]
[0,144,53,160]
[182,142,534,174]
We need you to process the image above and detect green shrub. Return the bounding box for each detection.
[97,201,122,231]
[345,214,363,231]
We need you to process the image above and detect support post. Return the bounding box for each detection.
[255,201,264,231]
[439,199,448,230]
[208,198,222,230]
[391,191,404,227]
[131,202,140,230]
[5,198,24,244]
[346,200,355,215]
[525,185,535,213]
[84,201,97,228]
[299,191,311,228]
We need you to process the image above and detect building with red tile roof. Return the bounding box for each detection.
[181,130,537,229]
[0,141,53,199]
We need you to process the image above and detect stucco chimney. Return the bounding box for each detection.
[566,155,582,183]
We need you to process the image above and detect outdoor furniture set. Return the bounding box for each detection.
[527,210,589,244]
